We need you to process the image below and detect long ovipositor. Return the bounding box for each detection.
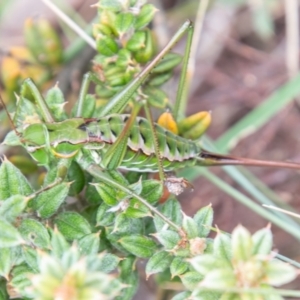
[9,114,300,172]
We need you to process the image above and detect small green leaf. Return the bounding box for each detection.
[153,53,182,74]
[96,35,119,56]
[0,247,12,278]
[98,0,123,12]
[143,87,168,109]
[140,180,163,204]
[67,161,85,196]
[22,246,39,272]
[115,12,135,35]
[190,254,228,276]
[194,204,213,237]
[45,85,67,121]
[33,182,69,218]
[182,214,198,239]
[200,269,236,289]
[119,235,157,258]
[171,291,192,300]
[126,31,146,52]
[113,214,143,235]
[10,264,34,297]
[154,230,180,250]
[94,182,118,206]
[96,202,115,226]
[214,232,232,266]
[0,194,28,222]
[87,253,119,273]
[0,159,33,200]
[0,219,23,248]
[265,260,297,286]
[124,204,150,218]
[135,4,157,30]
[154,199,182,231]
[116,49,132,68]
[148,71,172,86]
[116,257,138,300]
[50,228,70,258]
[55,212,92,241]
[78,233,100,255]
[231,225,252,261]
[180,271,203,290]
[170,256,189,278]
[19,219,50,249]
[146,251,172,278]
[252,227,272,256]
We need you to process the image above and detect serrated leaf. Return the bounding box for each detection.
[182,214,198,239]
[154,230,180,249]
[170,256,189,278]
[180,271,203,290]
[231,225,252,261]
[78,233,100,255]
[252,227,272,256]
[0,219,23,248]
[119,235,157,258]
[55,212,91,241]
[265,260,297,286]
[154,199,182,231]
[0,159,33,200]
[146,251,172,278]
[194,204,213,237]
[19,219,50,249]
[33,182,69,218]
[0,247,12,278]
[0,194,27,222]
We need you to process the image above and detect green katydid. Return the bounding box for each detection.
[1,20,300,229]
